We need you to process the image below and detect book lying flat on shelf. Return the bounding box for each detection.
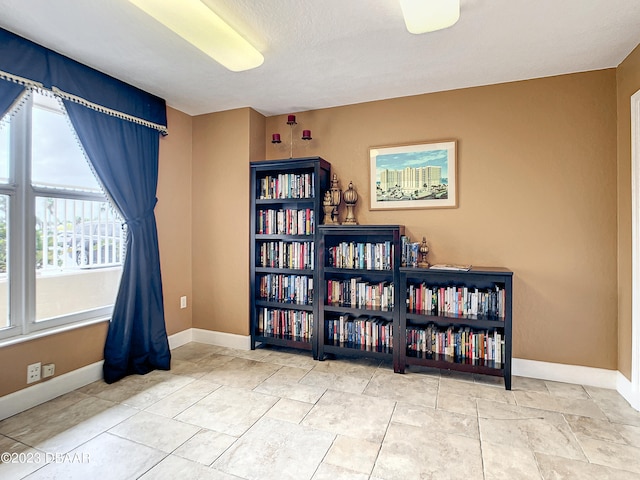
[430,264,472,271]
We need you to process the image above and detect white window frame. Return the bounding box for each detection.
[0,92,117,342]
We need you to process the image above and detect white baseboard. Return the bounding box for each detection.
[616,371,640,411]
[512,358,617,389]
[191,328,251,350]
[167,328,193,350]
[0,361,103,421]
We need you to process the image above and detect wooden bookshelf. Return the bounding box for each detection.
[250,157,331,358]
[399,267,513,389]
[250,166,514,388]
[317,225,405,371]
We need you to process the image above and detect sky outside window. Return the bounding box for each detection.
[31,92,101,192]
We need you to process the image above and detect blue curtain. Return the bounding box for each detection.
[0,79,24,118]
[0,27,46,117]
[1,26,170,384]
[63,101,170,383]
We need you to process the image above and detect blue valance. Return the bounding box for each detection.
[0,27,166,129]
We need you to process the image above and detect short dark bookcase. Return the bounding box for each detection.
[317,224,405,372]
[249,157,331,358]
[399,267,513,389]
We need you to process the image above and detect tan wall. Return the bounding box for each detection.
[192,107,265,335]
[157,107,193,336]
[249,108,267,163]
[617,44,640,380]
[0,322,108,397]
[262,70,618,369]
[0,106,194,397]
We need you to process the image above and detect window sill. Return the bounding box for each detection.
[0,316,110,348]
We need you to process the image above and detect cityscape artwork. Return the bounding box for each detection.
[369,140,457,210]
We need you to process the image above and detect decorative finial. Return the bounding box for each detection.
[329,174,342,224]
[418,236,430,268]
[322,191,337,224]
[342,181,358,225]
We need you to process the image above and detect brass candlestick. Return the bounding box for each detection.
[343,181,358,224]
[418,236,430,268]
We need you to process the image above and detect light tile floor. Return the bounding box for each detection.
[1,342,640,479]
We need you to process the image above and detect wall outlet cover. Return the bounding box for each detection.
[27,362,41,384]
[42,363,55,378]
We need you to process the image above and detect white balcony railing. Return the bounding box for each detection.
[36,197,125,271]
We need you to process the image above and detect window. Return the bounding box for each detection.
[0,114,11,331]
[0,90,123,340]
[0,194,7,330]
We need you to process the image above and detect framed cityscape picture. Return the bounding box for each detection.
[369,140,457,210]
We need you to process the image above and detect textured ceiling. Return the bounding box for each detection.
[0,0,639,117]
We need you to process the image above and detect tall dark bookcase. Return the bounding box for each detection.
[317,225,405,372]
[249,157,331,359]
[399,267,513,389]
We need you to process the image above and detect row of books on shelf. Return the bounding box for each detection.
[258,307,313,340]
[258,173,315,200]
[406,325,504,365]
[325,314,393,351]
[406,284,506,319]
[258,274,313,305]
[327,241,394,270]
[257,208,315,235]
[326,279,394,311]
[258,241,315,270]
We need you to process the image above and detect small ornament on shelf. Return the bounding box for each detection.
[329,173,342,224]
[417,236,430,268]
[323,191,337,225]
[342,181,358,225]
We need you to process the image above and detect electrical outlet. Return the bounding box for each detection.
[180,296,187,309]
[27,362,41,384]
[42,363,55,378]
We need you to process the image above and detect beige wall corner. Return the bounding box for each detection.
[617,43,640,380]
[158,107,194,336]
[250,108,266,162]
[192,108,265,336]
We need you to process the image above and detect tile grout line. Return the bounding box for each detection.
[160,353,250,475]
[476,396,487,480]
[366,399,397,479]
